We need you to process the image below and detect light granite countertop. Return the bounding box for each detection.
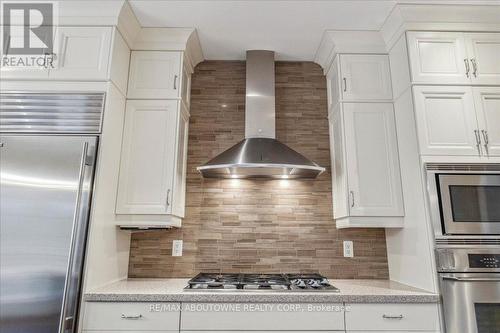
[85,278,439,303]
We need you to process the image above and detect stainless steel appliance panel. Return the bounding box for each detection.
[438,174,500,235]
[440,272,500,333]
[0,135,97,333]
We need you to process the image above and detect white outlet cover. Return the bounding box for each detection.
[172,240,183,257]
[343,240,354,258]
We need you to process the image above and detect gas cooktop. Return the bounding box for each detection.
[184,273,340,292]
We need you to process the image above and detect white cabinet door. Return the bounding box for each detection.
[340,54,393,101]
[127,51,182,99]
[0,28,51,79]
[116,100,178,214]
[326,57,341,110]
[407,32,470,84]
[329,106,349,219]
[343,103,404,217]
[474,87,500,156]
[50,26,112,80]
[413,86,480,156]
[466,33,500,85]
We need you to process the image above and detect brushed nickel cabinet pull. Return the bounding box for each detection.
[464,59,470,78]
[166,189,171,206]
[350,191,355,208]
[471,58,478,78]
[173,75,178,89]
[482,129,489,155]
[343,77,347,92]
[121,314,143,320]
[474,130,482,156]
[383,314,404,320]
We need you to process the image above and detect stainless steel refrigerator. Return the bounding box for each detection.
[0,92,105,333]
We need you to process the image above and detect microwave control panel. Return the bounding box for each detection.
[468,254,500,268]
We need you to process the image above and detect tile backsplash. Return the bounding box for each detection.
[128,61,389,279]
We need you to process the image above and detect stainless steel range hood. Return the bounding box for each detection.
[197,50,325,179]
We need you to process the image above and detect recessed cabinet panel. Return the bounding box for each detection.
[343,103,404,217]
[116,100,178,214]
[474,87,500,157]
[0,28,52,79]
[413,86,480,156]
[128,51,182,99]
[466,33,500,85]
[340,55,393,100]
[50,26,112,80]
[326,57,341,110]
[329,106,349,219]
[171,105,189,218]
[407,32,469,84]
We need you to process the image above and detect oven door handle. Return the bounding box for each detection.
[443,276,500,282]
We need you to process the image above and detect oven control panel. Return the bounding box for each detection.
[469,254,500,268]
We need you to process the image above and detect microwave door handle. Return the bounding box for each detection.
[443,276,500,282]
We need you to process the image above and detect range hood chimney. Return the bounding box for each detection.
[197,50,325,179]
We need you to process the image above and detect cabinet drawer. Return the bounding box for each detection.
[345,303,440,331]
[180,303,345,331]
[83,302,180,331]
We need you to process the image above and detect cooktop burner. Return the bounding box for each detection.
[184,273,339,292]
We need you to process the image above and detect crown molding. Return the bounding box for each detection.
[314,30,387,72]
[382,3,500,49]
[116,1,141,49]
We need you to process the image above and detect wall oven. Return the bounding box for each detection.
[426,164,500,236]
[437,246,500,333]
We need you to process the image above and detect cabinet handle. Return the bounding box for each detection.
[464,59,470,78]
[121,314,143,320]
[474,129,482,156]
[343,77,347,92]
[0,142,4,148]
[383,314,404,320]
[471,58,478,78]
[482,130,489,156]
[173,75,178,89]
[350,190,355,208]
[166,189,171,206]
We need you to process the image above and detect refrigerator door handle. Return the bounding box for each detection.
[59,141,94,333]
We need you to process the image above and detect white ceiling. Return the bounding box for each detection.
[128,0,499,61]
[129,0,396,61]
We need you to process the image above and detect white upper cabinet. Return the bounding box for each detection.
[413,86,480,156]
[408,31,500,85]
[326,53,403,228]
[0,26,111,80]
[339,54,393,101]
[127,51,182,99]
[0,28,52,79]
[407,32,469,84]
[116,100,180,215]
[465,33,500,85]
[413,85,500,157]
[343,103,404,218]
[50,26,112,80]
[474,87,500,156]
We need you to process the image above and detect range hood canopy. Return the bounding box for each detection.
[197,50,325,179]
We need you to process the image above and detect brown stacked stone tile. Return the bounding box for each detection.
[128,61,389,279]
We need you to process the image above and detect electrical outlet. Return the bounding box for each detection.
[343,241,354,258]
[172,240,183,257]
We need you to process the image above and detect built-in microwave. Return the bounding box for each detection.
[426,164,500,236]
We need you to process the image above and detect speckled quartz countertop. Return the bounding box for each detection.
[84,278,439,303]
